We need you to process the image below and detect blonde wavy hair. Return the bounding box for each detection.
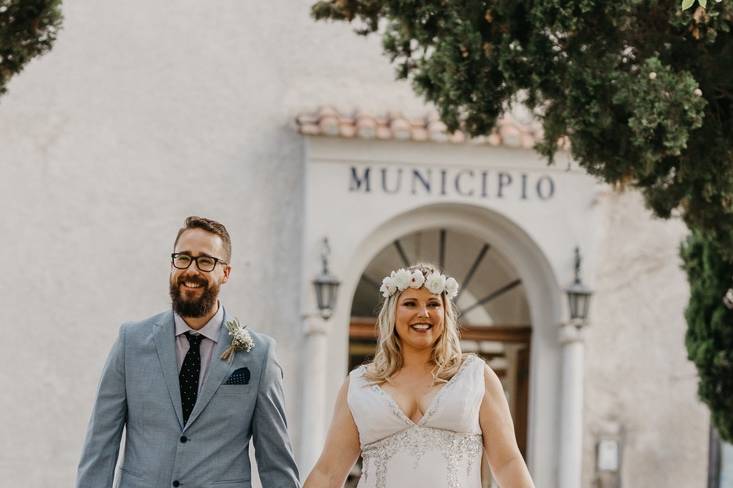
[365,263,464,384]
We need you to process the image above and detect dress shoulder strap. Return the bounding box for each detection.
[348,364,368,387]
[466,354,487,389]
[464,353,486,374]
[347,364,372,411]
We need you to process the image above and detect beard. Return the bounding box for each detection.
[169,275,220,318]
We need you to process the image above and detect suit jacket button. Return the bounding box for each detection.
[180,435,188,443]
[172,481,180,487]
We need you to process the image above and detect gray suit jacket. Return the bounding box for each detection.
[77,309,300,488]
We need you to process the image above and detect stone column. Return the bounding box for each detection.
[298,314,329,475]
[558,321,585,488]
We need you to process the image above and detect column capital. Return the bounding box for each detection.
[558,322,586,344]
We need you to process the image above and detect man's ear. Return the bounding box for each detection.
[222,265,232,283]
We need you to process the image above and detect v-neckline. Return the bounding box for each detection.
[374,355,475,427]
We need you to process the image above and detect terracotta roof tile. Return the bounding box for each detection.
[295,107,560,149]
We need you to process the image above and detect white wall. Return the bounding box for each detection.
[0,1,425,486]
[583,190,709,487]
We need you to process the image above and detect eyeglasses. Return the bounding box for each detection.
[171,253,227,272]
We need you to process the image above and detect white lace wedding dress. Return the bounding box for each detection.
[348,355,485,488]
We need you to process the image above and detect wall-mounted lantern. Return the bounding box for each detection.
[312,237,340,320]
[566,246,593,326]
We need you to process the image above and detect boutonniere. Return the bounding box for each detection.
[220,318,254,362]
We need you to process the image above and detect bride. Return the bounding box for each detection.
[304,264,535,488]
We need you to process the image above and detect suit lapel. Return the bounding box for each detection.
[183,310,235,431]
[152,311,184,429]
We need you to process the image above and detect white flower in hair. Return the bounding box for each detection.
[425,272,447,295]
[445,277,459,299]
[378,267,460,299]
[379,284,390,298]
[380,276,397,298]
[392,268,412,291]
[409,270,425,289]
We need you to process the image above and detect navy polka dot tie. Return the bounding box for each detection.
[180,332,203,425]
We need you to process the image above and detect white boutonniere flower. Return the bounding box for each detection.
[220,318,254,362]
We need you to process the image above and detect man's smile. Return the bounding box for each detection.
[178,277,208,292]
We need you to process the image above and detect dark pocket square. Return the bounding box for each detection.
[224,367,250,385]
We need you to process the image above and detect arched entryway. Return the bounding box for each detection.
[346,227,533,486]
[324,202,563,487]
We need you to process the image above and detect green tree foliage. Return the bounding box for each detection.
[312,0,733,252]
[0,0,62,98]
[312,0,733,439]
[681,231,733,441]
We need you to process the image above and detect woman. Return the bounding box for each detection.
[304,263,535,488]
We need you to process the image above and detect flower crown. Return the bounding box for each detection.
[379,268,460,299]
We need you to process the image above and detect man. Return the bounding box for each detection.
[77,216,300,488]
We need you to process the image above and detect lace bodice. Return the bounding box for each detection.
[347,355,486,488]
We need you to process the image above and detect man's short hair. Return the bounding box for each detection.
[174,216,232,262]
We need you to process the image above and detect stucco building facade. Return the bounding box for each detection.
[0,1,711,487]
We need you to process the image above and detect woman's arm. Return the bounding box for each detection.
[479,365,536,488]
[303,377,362,488]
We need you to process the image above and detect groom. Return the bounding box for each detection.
[77,216,300,488]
